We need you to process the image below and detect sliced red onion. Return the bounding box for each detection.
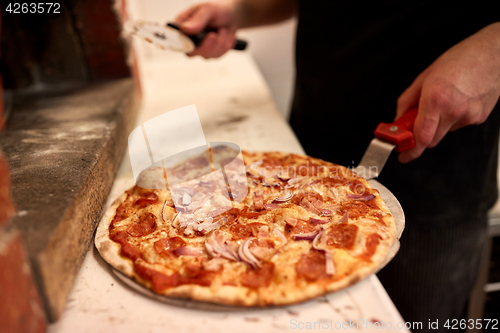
[310,217,329,224]
[347,193,375,201]
[273,228,287,245]
[182,192,192,206]
[273,189,293,203]
[292,230,320,241]
[312,230,326,250]
[264,203,281,210]
[161,200,168,223]
[262,177,281,187]
[174,187,195,195]
[171,212,180,227]
[173,246,204,256]
[285,217,298,227]
[198,180,213,187]
[238,238,261,269]
[288,177,301,186]
[325,251,335,275]
[339,211,349,223]
[246,168,260,178]
[276,171,292,181]
[320,209,332,217]
[307,179,321,187]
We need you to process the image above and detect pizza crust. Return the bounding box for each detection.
[95,151,402,307]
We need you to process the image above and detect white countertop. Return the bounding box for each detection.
[48,48,409,333]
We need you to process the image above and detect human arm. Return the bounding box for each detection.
[175,0,296,58]
[396,22,500,163]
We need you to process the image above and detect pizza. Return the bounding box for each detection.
[95,149,397,306]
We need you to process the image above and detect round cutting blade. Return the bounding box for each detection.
[125,20,195,53]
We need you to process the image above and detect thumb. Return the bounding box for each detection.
[395,70,427,120]
[176,5,213,35]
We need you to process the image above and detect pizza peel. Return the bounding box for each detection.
[353,107,419,271]
[124,20,247,53]
[105,109,417,309]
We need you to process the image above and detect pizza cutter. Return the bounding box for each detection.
[353,107,418,180]
[125,20,247,53]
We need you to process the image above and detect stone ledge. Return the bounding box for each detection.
[0,78,140,321]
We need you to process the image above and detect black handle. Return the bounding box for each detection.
[167,23,247,51]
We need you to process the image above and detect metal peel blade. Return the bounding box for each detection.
[353,138,396,180]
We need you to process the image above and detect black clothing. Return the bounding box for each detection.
[291,0,500,328]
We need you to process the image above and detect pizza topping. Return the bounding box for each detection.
[324,251,336,275]
[284,217,298,228]
[347,194,376,201]
[205,230,239,261]
[338,211,349,223]
[173,246,204,257]
[296,249,327,281]
[284,218,316,236]
[299,197,322,215]
[264,203,280,210]
[127,212,157,237]
[320,209,332,216]
[134,263,181,292]
[292,229,321,241]
[276,170,292,181]
[110,231,142,261]
[229,222,266,240]
[203,258,226,271]
[272,228,287,245]
[362,233,381,260]
[309,217,329,224]
[249,239,275,261]
[325,223,358,250]
[238,238,261,269]
[241,262,275,288]
[253,191,264,211]
[341,201,368,219]
[312,230,327,250]
[272,189,294,203]
[154,236,186,257]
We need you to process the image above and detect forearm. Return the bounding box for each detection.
[232,0,297,29]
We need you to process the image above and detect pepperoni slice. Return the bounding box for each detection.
[341,201,368,219]
[133,192,159,208]
[326,223,358,250]
[241,262,275,288]
[296,249,327,281]
[321,177,347,186]
[229,222,266,240]
[284,219,316,237]
[109,231,141,261]
[154,237,186,257]
[127,212,157,237]
[134,263,181,292]
[362,233,381,261]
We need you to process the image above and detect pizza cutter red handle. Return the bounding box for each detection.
[374,107,418,153]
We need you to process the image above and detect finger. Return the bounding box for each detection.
[395,69,428,119]
[187,32,218,58]
[210,28,235,57]
[398,95,440,163]
[178,5,214,35]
